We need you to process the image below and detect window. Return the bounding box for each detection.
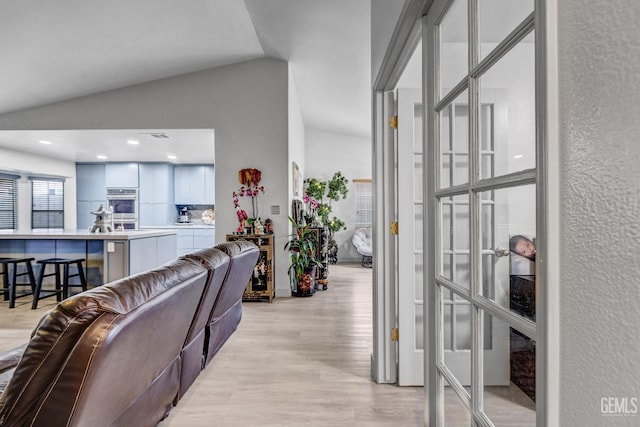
[0,174,18,230]
[31,178,64,229]
[354,179,372,229]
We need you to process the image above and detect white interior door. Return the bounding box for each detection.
[397,88,424,386]
[440,99,509,386]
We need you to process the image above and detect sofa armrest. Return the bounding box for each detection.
[0,343,27,374]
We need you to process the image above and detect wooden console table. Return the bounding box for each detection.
[226,234,274,303]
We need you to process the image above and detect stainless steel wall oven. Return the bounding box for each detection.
[106,188,138,229]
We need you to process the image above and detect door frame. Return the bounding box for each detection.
[371,0,429,385]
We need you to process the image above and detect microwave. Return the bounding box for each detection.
[106,188,139,221]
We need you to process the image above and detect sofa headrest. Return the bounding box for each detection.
[66,257,206,315]
[183,247,230,272]
[181,247,231,341]
[208,241,259,321]
[215,240,258,258]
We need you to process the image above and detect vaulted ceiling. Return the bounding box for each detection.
[0,0,371,162]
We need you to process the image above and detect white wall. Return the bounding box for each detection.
[305,128,372,262]
[0,147,76,230]
[288,65,306,205]
[371,0,409,83]
[558,0,640,424]
[0,58,292,297]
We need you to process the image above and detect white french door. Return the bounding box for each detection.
[425,0,541,425]
[396,88,424,386]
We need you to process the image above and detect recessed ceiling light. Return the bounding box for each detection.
[513,154,524,159]
[97,155,108,160]
[127,139,140,145]
[167,155,177,160]
[39,140,52,145]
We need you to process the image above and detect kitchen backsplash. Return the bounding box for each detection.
[175,205,214,225]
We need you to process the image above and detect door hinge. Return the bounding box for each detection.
[389,115,398,129]
[390,221,399,235]
[391,327,399,342]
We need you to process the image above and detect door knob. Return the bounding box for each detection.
[494,247,510,257]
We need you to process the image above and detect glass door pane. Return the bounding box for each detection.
[439,0,468,99]
[482,310,536,425]
[479,184,536,316]
[479,0,534,61]
[440,90,469,188]
[479,32,536,179]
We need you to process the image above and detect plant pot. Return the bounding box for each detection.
[290,266,316,297]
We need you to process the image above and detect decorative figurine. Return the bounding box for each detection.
[264,218,273,234]
[254,218,264,234]
[89,205,113,233]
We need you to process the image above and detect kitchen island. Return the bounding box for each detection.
[0,229,177,286]
[140,224,215,256]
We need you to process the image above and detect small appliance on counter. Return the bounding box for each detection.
[202,209,215,225]
[178,207,191,224]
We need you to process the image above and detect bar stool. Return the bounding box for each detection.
[33,258,88,309]
[0,257,36,309]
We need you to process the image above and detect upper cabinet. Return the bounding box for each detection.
[105,163,139,188]
[139,164,175,226]
[205,165,215,203]
[76,164,106,202]
[174,165,214,205]
[139,163,174,204]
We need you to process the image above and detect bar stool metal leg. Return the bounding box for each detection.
[55,264,62,302]
[1,262,8,302]
[76,261,88,293]
[9,262,17,309]
[33,263,46,310]
[63,263,70,299]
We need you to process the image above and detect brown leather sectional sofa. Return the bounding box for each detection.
[0,241,258,427]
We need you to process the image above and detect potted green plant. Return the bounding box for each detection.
[303,171,349,264]
[284,216,317,297]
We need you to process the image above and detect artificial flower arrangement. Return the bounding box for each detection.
[232,168,265,233]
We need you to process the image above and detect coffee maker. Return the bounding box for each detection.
[179,207,191,223]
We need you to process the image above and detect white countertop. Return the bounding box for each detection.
[0,229,177,240]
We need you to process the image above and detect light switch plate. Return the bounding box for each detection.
[271,205,280,215]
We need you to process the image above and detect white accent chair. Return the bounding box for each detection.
[352,228,373,267]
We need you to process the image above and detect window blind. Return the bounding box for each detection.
[354,180,373,229]
[31,178,64,229]
[0,175,18,230]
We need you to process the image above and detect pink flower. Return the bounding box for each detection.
[310,199,319,209]
[303,191,310,204]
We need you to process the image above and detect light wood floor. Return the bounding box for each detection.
[0,263,424,426]
[0,263,535,426]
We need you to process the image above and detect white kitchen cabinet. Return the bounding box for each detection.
[177,228,195,256]
[76,164,106,202]
[193,228,215,249]
[173,165,214,205]
[204,165,215,202]
[76,164,107,229]
[139,164,175,226]
[173,166,192,204]
[174,226,215,256]
[105,163,139,188]
[140,163,174,204]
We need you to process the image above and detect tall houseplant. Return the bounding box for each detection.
[303,171,349,263]
[284,216,317,296]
